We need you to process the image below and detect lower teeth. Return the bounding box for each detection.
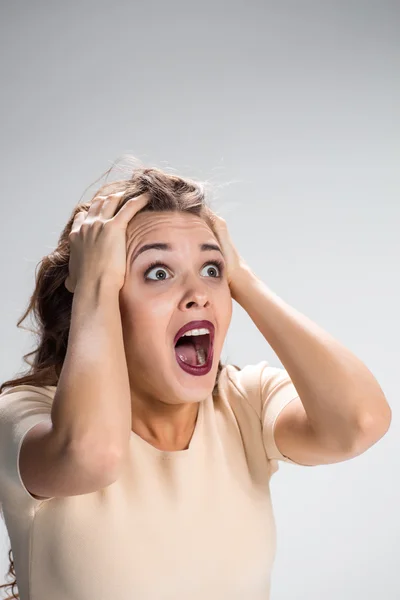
[196,348,206,366]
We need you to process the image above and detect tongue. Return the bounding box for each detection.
[175,340,198,366]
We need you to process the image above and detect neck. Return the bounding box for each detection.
[131,399,200,450]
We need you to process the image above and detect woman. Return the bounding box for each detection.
[0,158,391,600]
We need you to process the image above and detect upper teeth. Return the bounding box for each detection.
[181,327,210,337]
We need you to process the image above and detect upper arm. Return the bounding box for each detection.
[19,420,121,500]
[273,397,360,466]
[224,361,360,470]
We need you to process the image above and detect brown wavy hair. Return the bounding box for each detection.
[0,156,240,599]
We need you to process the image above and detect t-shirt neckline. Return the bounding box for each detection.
[129,397,206,459]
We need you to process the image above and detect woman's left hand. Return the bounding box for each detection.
[205,207,253,296]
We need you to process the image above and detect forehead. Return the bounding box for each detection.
[127,210,214,239]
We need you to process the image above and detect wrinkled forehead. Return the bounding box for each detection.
[127,210,215,242]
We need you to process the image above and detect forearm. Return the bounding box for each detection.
[231,269,391,448]
[51,279,131,463]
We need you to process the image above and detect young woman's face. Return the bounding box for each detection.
[119,210,233,406]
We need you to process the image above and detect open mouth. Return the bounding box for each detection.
[173,320,215,376]
[174,333,211,367]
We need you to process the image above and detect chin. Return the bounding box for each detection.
[167,357,217,401]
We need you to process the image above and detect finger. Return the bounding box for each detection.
[204,205,217,224]
[88,190,125,220]
[110,193,150,226]
[70,210,87,235]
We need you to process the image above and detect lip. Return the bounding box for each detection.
[173,319,215,348]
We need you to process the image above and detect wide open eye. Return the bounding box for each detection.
[145,263,170,281]
[200,261,224,278]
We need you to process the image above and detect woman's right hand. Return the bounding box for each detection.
[65,190,150,293]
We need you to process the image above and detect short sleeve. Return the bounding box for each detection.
[225,361,307,475]
[0,384,55,506]
[259,363,303,471]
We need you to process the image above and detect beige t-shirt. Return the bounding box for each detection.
[0,361,313,600]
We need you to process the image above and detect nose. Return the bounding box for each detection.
[179,276,211,310]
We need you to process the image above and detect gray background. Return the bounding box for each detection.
[1,1,399,598]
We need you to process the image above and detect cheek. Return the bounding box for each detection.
[127,307,171,350]
[219,289,233,321]
[213,295,232,349]
[147,298,175,320]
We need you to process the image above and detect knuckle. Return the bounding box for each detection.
[102,219,114,230]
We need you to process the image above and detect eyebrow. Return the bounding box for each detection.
[131,242,223,265]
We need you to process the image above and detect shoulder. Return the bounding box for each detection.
[217,360,296,415]
[0,385,55,426]
[216,360,269,414]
